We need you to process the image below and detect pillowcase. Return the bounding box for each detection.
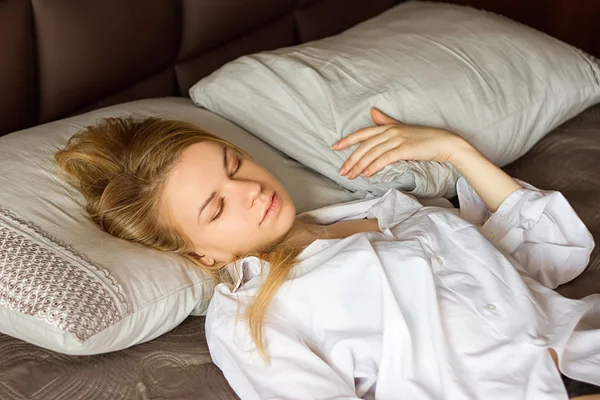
[0,97,359,355]
[190,0,600,198]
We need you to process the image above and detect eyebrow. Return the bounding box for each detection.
[198,147,228,221]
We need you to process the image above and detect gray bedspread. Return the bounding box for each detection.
[1,105,599,400]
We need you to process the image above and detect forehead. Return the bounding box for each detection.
[178,141,224,166]
[161,141,224,215]
[166,141,225,191]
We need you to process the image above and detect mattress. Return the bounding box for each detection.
[1,104,599,400]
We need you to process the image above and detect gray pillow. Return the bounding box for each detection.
[190,1,600,198]
[0,97,359,355]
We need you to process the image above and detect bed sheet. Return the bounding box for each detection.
[1,105,599,400]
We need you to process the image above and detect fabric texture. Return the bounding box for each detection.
[190,0,600,198]
[0,97,358,355]
[207,178,599,400]
[0,104,599,400]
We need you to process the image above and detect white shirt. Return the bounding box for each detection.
[205,177,600,400]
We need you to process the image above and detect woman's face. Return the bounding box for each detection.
[162,141,296,266]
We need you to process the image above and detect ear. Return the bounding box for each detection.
[370,107,401,126]
[192,252,215,267]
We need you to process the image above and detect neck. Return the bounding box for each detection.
[278,217,381,250]
[279,220,328,249]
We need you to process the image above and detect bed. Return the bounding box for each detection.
[0,1,599,399]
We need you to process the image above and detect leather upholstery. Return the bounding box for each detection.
[32,0,180,123]
[0,0,36,136]
[0,0,597,137]
[0,0,397,137]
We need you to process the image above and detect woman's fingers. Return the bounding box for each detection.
[339,129,396,175]
[331,125,390,151]
[333,108,402,150]
[370,107,400,126]
[346,139,403,179]
[361,146,413,177]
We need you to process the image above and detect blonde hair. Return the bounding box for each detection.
[55,117,304,360]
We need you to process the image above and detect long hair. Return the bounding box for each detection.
[55,117,305,360]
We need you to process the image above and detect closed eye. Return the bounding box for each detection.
[212,154,243,222]
[212,198,225,221]
[233,157,243,175]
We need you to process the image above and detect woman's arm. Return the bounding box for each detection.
[446,143,521,212]
[333,107,594,288]
[332,107,520,211]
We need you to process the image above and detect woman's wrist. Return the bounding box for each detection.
[443,134,521,212]
[445,136,479,169]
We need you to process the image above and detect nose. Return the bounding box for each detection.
[233,179,262,208]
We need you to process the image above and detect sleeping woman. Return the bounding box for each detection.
[55,108,600,400]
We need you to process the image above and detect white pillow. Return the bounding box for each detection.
[0,97,359,355]
[190,0,600,198]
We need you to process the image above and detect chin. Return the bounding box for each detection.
[279,192,296,220]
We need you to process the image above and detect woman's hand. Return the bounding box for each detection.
[333,107,522,212]
[331,107,468,180]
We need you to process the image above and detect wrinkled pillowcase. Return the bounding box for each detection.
[190,0,600,198]
[0,97,360,355]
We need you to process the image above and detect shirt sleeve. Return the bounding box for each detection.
[206,289,361,400]
[456,177,595,289]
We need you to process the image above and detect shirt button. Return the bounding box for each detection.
[436,256,443,264]
[486,304,497,311]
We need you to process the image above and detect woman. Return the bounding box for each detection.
[56,108,600,399]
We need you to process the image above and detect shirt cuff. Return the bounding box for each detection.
[456,176,549,253]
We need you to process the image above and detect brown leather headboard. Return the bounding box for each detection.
[0,0,597,137]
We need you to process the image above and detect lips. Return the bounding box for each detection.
[260,192,279,224]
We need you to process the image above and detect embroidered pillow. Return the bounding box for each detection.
[0,97,359,354]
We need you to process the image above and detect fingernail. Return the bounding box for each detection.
[331,143,339,150]
[339,166,346,175]
[363,168,370,176]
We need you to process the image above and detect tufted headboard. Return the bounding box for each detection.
[0,0,598,137]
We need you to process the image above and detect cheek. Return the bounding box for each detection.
[284,205,297,229]
[274,200,297,238]
[280,192,296,220]
[226,212,259,243]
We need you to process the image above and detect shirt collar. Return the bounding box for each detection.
[227,256,263,293]
[228,189,425,291]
